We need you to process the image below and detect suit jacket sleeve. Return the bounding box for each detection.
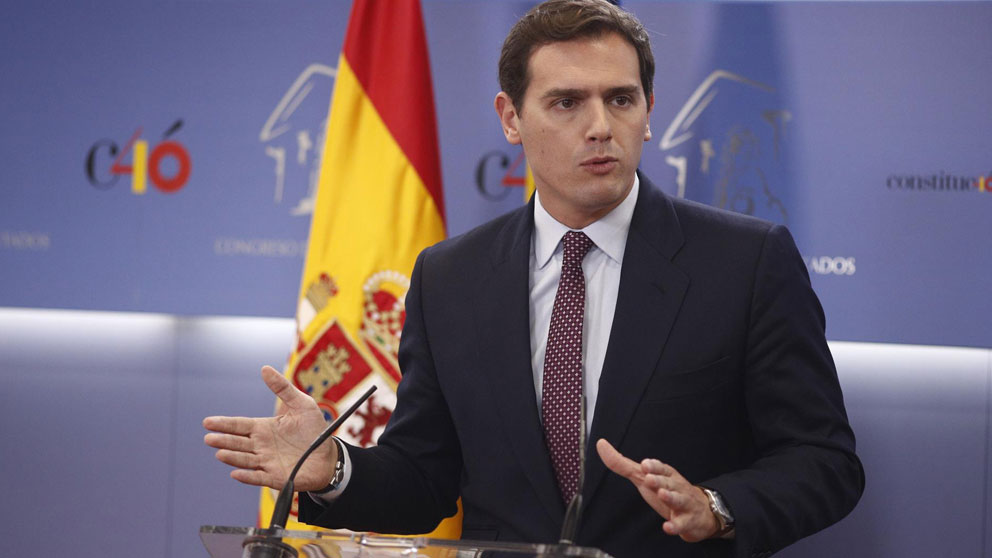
[298,248,462,534]
[703,225,864,558]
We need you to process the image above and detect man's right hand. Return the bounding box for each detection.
[203,365,337,492]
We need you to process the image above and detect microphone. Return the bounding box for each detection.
[558,395,586,545]
[243,385,378,558]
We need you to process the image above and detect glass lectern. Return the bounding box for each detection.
[200,525,614,558]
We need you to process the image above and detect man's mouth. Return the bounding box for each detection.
[580,156,619,175]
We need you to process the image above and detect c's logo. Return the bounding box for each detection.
[85,119,192,194]
[475,149,529,201]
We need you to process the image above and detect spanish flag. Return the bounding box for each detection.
[258,0,461,538]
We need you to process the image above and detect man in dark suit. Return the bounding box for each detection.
[204,1,863,556]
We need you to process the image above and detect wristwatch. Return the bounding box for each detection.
[700,487,735,536]
[311,438,346,495]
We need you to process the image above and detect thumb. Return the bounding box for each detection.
[260,365,313,412]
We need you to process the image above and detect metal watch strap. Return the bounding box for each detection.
[310,438,346,495]
[701,487,735,536]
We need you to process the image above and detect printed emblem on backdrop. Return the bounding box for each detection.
[85,119,192,194]
[659,70,791,225]
[475,147,529,201]
[259,64,337,217]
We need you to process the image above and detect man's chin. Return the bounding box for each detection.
[570,185,633,218]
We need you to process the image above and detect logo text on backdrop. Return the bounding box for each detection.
[85,119,191,194]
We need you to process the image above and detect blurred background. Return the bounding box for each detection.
[1,1,990,557]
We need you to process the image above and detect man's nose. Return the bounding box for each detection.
[585,103,613,143]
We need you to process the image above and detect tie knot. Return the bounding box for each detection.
[561,231,593,269]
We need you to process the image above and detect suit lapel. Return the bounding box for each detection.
[474,201,565,527]
[584,177,689,506]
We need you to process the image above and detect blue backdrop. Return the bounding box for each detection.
[1,3,991,558]
[2,1,990,347]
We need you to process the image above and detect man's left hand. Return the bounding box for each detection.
[596,439,720,542]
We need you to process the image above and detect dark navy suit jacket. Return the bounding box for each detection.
[300,174,864,558]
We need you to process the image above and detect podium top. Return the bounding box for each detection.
[200,525,614,558]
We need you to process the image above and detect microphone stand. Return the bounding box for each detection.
[558,396,586,546]
[242,385,378,558]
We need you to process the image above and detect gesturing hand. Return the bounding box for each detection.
[596,439,719,542]
[203,365,337,492]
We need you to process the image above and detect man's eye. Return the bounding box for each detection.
[612,96,632,107]
[556,99,575,109]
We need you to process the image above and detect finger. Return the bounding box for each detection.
[203,416,259,436]
[658,487,692,511]
[662,513,697,536]
[644,473,675,491]
[261,365,313,411]
[231,468,275,488]
[215,448,259,470]
[663,520,681,536]
[596,439,643,482]
[646,471,689,495]
[663,511,708,542]
[641,458,676,477]
[204,432,253,452]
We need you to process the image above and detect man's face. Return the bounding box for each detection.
[495,32,653,229]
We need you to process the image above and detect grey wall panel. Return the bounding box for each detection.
[3,308,991,558]
[170,316,295,558]
[778,342,991,558]
[985,350,991,558]
[0,309,296,558]
[0,309,178,558]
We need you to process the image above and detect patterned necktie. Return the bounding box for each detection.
[542,230,593,505]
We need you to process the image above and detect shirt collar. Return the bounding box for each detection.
[533,173,639,270]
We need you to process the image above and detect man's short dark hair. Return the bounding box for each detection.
[498,0,655,113]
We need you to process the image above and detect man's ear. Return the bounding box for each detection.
[644,92,654,142]
[494,92,522,145]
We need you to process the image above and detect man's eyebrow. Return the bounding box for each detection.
[541,88,587,100]
[540,85,641,100]
[604,85,641,99]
